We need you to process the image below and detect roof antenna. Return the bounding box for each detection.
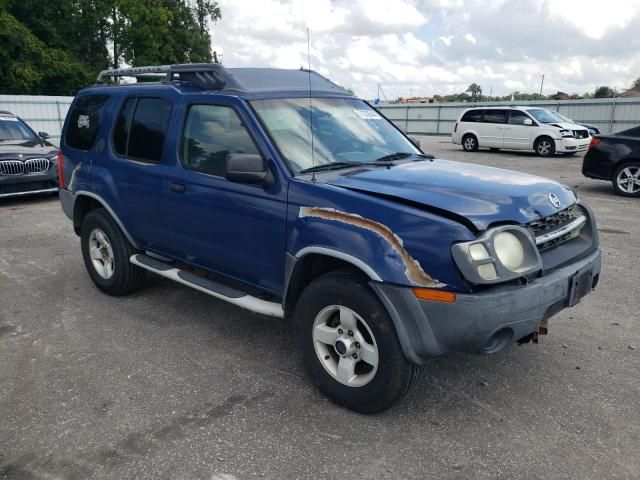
[307,27,316,182]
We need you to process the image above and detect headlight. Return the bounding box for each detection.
[559,129,573,138]
[451,226,542,285]
[494,232,525,271]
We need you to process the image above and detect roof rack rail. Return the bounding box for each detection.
[95,63,243,91]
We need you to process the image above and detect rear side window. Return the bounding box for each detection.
[461,109,482,122]
[181,104,259,177]
[509,110,531,125]
[65,95,109,150]
[113,97,171,162]
[483,110,507,124]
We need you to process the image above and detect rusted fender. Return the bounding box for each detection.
[299,207,444,288]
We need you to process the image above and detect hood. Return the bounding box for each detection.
[547,121,586,131]
[0,139,57,160]
[329,159,577,231]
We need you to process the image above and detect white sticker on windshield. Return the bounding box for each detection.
[353,109,382,120]
[0,117,18,121]
[77,114,90,129]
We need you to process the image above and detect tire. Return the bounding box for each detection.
[534,136,555,157]
[80,208,146,295]
[612,161,640,197]
[462,134,478,152]
[294,270,421,413]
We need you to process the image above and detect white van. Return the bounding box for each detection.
[451,107,591,156]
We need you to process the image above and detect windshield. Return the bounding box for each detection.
[251,97,420,174]
[526,108,564,124]
[554,112,574,123]
[0,116,37,141]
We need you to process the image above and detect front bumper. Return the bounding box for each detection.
[0,169,59,198]
[556,136,590,153]
[371,248,601,364]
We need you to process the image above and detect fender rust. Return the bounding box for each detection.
[299,206,443,288]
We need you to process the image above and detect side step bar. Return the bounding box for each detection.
[130,254,284,318]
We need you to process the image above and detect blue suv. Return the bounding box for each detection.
[59,64,601,413]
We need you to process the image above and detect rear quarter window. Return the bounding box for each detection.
[65,95,110,150]
[461,110,483,122]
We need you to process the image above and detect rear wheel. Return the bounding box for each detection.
[612,162,640,197]
[81,209,146,295]
[534,136,555,157]
[294,270,421,413]
[462,134,478,152]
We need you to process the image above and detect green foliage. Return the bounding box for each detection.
[0,0,221,94]
[0,10,90,94]
[632,77,640,91]
[594,86,615,98]
[466,83,482,101]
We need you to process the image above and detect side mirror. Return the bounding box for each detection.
[225,153,273,186]
[38,131,50,139]
[408,136,421,149]
[523,118,533,126]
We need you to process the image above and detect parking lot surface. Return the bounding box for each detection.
[1,136,639,480]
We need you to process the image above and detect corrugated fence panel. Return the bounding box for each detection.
[2,95,640,142]
[0,95,74,144]
[377,98,640,135]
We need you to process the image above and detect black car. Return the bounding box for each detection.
[0,111,59,199]
[555,112,601,135]
[582,126,640,197]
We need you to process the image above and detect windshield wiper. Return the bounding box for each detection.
[374,152,433,163]
[299,161,367,174]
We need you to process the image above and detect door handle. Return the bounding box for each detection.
[170,182,185,193]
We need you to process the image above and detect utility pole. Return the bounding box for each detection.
[489,86,492,100]
[539,74,545,95]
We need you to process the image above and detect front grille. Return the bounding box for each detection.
[0,158,50,176]
[0,160,24,175]
[573,129,589,139]
[528,204,585,251]
[25,158,50,173]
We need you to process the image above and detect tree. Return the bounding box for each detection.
[0,10,90,95]
[1,0,222,94]
[110,0,221,68]
[594,86,615,98]
[466,83,482,101]
[632,77,640,91]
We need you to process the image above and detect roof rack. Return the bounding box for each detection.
[95,63,244,91]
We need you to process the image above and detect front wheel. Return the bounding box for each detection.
[612,162,640,197]
[534,136,555,157]
[294,270,421,413]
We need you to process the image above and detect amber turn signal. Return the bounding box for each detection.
[412,288,456,303]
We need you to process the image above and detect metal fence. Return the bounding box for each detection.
[2,95,640,144]
[376,97,640,136]
[0,95,74,145]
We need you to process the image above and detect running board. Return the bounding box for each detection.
[130,254,284,318]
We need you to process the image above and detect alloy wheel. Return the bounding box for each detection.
[312,305,379,387]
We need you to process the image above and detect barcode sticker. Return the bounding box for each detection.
[353,109,382,120]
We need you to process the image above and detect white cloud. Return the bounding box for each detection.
[211,0,640,98]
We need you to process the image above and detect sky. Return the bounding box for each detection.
[210,0,640,100]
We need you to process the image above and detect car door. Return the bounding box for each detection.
[503,110,535,150]
[95,95,174,247]
[476,109,506,148]
[156,98,288,295]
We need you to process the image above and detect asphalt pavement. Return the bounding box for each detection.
[1,136,638,479]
